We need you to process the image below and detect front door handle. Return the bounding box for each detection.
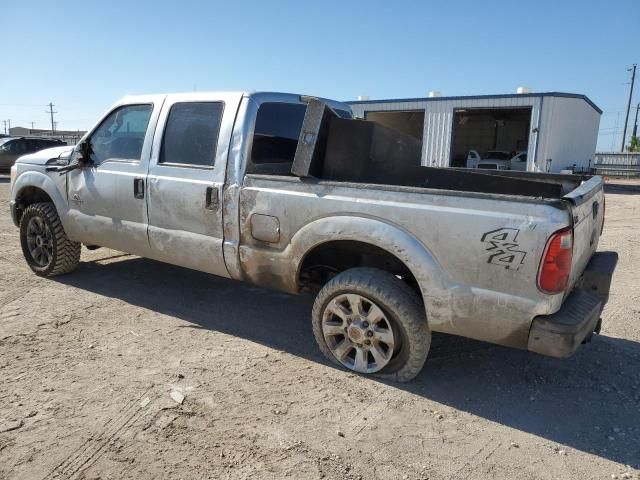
[205,186,219,210]
[134,178,145,199]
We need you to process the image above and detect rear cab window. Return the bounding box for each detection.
[248,102,306,174]
[247,101,352,175]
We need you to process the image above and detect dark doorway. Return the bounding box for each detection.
[451,107,532,168]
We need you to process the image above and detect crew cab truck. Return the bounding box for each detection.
[9,91,617,382]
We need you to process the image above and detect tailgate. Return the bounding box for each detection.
[563,176,605,290]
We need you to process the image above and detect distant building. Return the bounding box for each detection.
[347,91,601,173]
[9,127,86,146]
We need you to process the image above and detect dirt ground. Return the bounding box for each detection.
[0,177,639,480]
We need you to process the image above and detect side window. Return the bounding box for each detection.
[160,102,223,167]
[89,104,152,164]
[14,140,28,154]
[26,140,40,152]
[249,102,306,172]
[2,141,17,153]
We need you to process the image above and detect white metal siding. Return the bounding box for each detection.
[536,97,600,172]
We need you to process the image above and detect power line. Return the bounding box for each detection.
[46,102,57,133]
[611,112,620,151]
[621,64,637,152]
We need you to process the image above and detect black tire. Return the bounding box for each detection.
[312,267,431,382]
[19,202,81,277]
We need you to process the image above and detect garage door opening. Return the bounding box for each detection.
[365,110,425,141]
[450,107,532,169]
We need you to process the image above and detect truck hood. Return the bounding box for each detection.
[16,146,74,166]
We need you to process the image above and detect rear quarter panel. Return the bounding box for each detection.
[237,175,572,349]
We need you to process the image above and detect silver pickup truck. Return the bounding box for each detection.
[8,91,617,381]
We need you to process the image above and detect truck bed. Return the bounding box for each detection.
[289,98,592,200]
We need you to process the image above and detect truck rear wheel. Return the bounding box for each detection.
[312,267,430,382]
[19,202,81,277]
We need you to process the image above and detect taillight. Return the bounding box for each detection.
[538,228,573,294]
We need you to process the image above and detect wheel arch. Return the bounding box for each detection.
[298,239,421,294]
[290,215,452,317]
[12,171,69,228]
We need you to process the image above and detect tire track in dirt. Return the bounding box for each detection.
[43,388,157,480]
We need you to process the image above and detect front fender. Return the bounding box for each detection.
[11,169,71,231]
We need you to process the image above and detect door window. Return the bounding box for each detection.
[13,140,28,154]
[26,139,40,152]
[89,104,152,164]
[160,102,223,167]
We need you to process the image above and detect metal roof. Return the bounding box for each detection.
[346,92,602,115]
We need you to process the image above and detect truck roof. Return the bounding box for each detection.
[119,91,352,114]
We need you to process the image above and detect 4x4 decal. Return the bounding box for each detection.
[481,228,527,270]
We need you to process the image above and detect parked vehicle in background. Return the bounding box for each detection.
[8,92,616,382]
[466,150,481,168]
[510,151,528,171]
[477,150,512,170]
[466,150,528,171]
[0,137,65,170]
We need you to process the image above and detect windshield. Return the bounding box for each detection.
[482,151,511,160]
[0,138,13,146]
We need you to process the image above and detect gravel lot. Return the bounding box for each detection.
[1,177,639,480]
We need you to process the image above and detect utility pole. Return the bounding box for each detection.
[621,64,636,152]
[46,102,57,134]
[632,102,639,138]
[30,121,35,130]
[2,120,6,135]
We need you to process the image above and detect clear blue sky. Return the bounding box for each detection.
[2,0,639,150]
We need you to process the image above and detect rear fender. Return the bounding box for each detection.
[239,215,469,329]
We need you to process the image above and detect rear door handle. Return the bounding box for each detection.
[134,178,145,199]
[205,186,219,210]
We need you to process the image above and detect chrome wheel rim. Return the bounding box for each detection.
[26,216,53,267]
[322,293,395,374]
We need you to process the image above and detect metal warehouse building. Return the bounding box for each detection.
[347,92,601,173]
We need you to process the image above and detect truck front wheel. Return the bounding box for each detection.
[312,267,430,382]
[19,202,81,277]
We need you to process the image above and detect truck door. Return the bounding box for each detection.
[66,97,163,256]
[145,93,242,277]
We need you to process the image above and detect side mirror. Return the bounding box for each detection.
[46,140,91,174]
[74,140,90,166]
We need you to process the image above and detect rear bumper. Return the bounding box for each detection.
[528,251,618,358]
